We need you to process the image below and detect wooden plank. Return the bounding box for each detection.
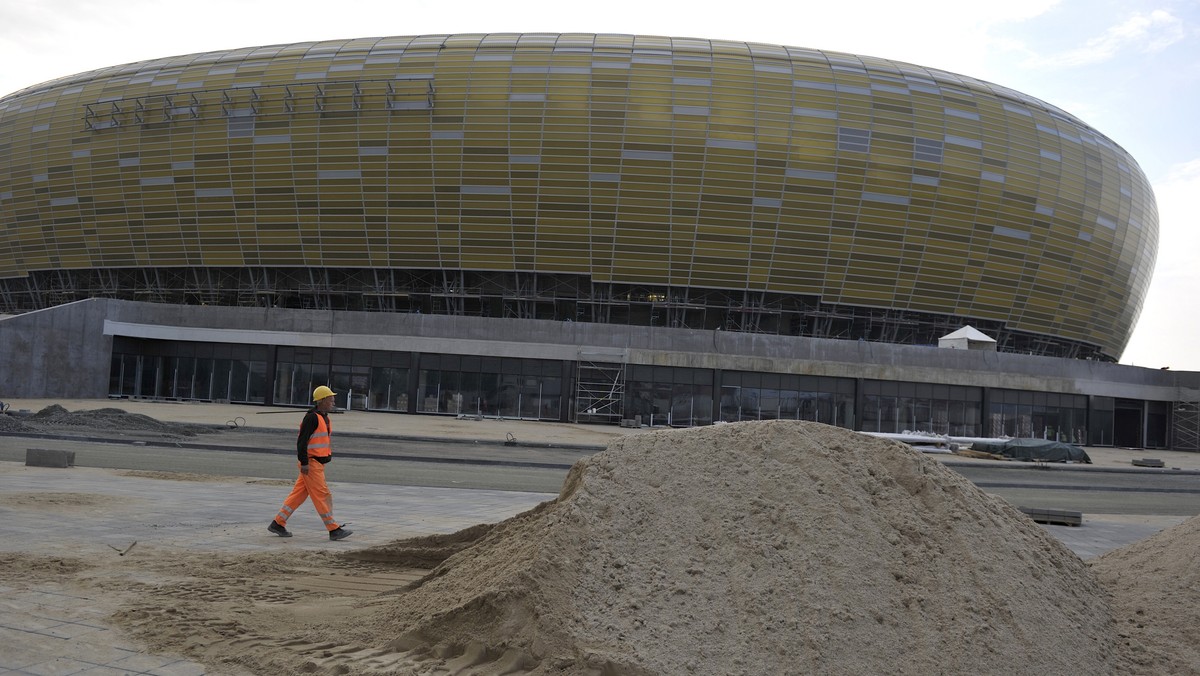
[953,449,1008,461]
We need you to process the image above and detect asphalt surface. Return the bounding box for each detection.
[3,396,1199,531]
[0,424,581,493]
[4,412,1199,513]
[950,463,1200,516]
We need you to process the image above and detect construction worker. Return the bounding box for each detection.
[268,385,353,541]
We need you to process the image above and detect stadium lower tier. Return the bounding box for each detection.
[0,266,1106,360]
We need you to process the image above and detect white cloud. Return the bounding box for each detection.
[1023,9,1185,68]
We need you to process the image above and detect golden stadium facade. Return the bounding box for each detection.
[0,33,1158,360]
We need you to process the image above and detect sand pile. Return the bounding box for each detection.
[352,420,1125,675]
[1092,514,1200,674]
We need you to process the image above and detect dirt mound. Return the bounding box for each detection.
[1092,514,1200,674]
[0,414,34,433]
[353,420,1125,675]
[8,405,217,437]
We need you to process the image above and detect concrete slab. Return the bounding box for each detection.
[25,447,75,468]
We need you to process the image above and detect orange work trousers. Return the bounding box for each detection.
[274,460,338,532]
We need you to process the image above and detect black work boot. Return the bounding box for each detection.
[328,526,353,541]
[268,520,293,538]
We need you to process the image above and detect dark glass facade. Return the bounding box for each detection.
[108,336,1172,448]
[985,388,1088,444]
[862,380,982,436]
[109,341,269,404]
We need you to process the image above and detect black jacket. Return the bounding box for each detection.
[296,408,331,465]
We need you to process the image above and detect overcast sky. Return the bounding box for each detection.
[1,0,1197,370]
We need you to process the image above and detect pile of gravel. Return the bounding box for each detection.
[3,405,217,437]
[0,414,34,434]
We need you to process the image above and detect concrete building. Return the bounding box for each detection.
[0,34,1195,449]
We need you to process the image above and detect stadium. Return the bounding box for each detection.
[0,33,1195,449]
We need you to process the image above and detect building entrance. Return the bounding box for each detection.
[1113,399,1144,448]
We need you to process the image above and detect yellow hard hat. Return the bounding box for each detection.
[312,385,336,401]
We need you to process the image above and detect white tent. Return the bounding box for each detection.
[938,325,997,351]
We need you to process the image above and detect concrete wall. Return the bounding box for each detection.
[0,300,112,400]
[4,298,1198,405]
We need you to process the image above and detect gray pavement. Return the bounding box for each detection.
[2,397,1199,674]
[7,397,1200,471]
[1,462,554,675]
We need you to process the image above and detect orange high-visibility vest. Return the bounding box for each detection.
[305,413,332,459]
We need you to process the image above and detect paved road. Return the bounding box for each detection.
[0,434,574,493]
[950,463,1200,516]
[3,430,1199,517]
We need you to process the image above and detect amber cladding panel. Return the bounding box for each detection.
[0,33,1158,357]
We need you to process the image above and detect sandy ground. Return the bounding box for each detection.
[3,403,1199,674]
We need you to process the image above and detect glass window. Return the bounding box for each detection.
[837,127,871,152]
[369,367,409,411]
[248,360,268,404]
[418,369,444,413]
[914,137,943,163]
[1146,401,1169,449]
[1089,396,1114,446]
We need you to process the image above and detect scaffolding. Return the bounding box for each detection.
[1174,402,1200,451]
[0,266,1112,360]
[573,351,627,424]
